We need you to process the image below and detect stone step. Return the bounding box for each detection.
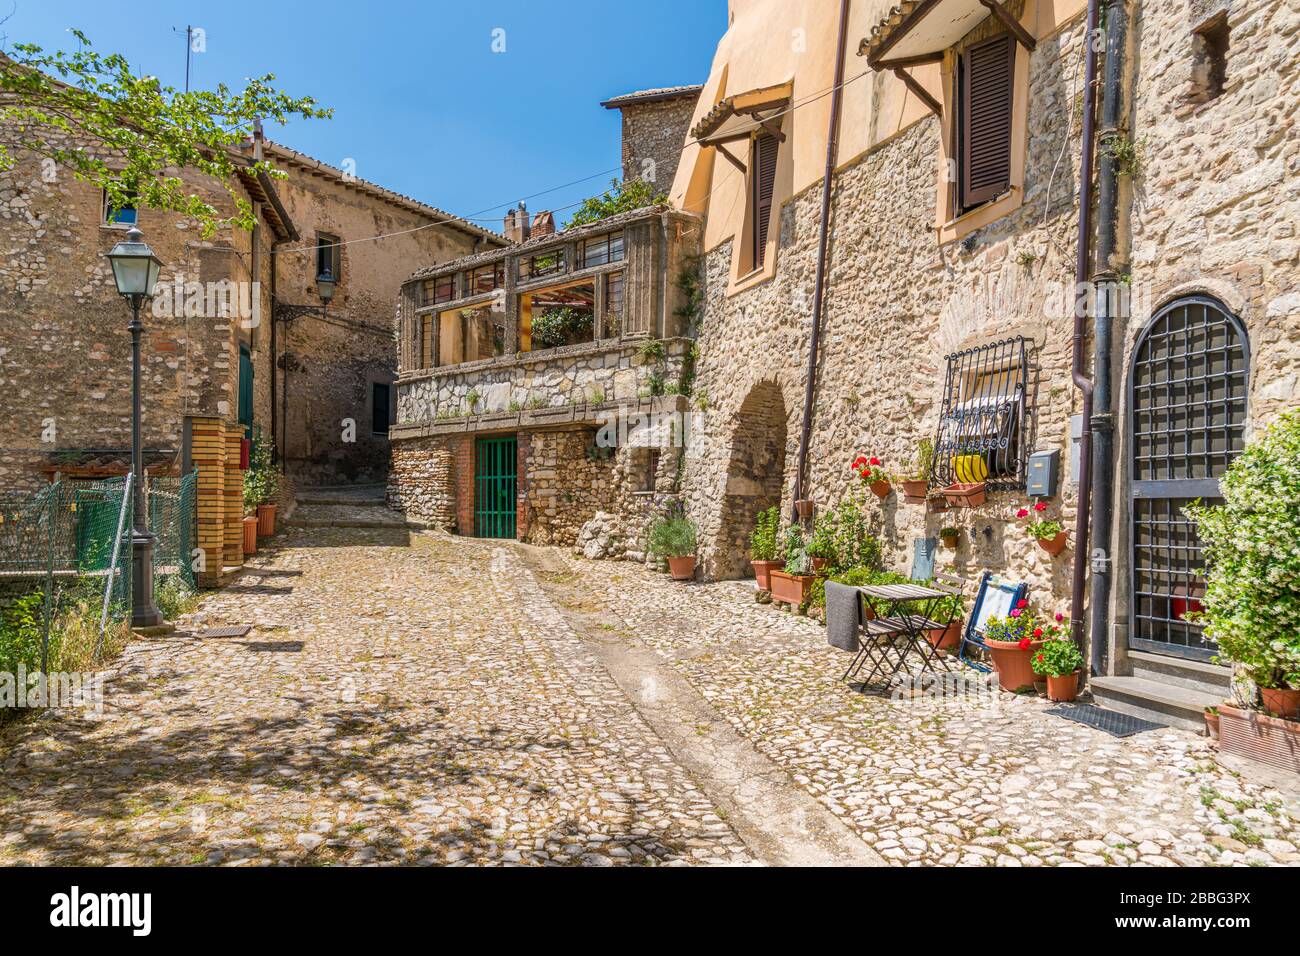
[294,495,386,507]
[1127,649,1232,698]
[1089,675,1220,734]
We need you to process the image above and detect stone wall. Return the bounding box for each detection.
[618,94,701,195]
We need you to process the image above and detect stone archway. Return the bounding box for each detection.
[713,381,788,579]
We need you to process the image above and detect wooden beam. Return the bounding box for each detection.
[893,68,942,117]
[715,143,748,173]
[979,0,1037,50]
[874,51,944,69]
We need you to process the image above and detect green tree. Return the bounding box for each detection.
[567,178,667,229]
[0,30,331,237]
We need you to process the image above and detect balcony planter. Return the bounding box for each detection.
[751,559,784,591]
[1261,687,1300,719]
[1037,531,1068,556]
[242,515,259,555]
[941,482,986,509]
[794,499,815,520]
[1218,704,1300,774]
[1046,671,1080,702]
[667,556,697,581]
[901,479,929,503]
[256,503,276,537]
[985,638,1043,693]
[769,569,815,607]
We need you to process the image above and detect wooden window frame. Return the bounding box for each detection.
[316,231,342,282]
[750,132,780,270]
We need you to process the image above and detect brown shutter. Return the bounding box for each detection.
[751,133,780,268]
[960,34,1015,209]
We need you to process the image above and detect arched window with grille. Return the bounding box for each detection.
[1127,295,1249,661]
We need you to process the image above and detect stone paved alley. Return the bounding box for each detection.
[1,517,1298,866]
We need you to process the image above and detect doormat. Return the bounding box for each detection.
[1047,703,1166,738]
[197,625,252,639]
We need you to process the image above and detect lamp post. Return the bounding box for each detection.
[106,226,165,628]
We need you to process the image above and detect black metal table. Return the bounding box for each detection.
[843,582,958,688]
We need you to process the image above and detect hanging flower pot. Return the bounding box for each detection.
[242,515,258,555]
[1260,687,1300,719]
[901,479,929,502]
[794,499,815,520]
[941,482,986,509]
[927,495,949,514]
[939,528,959,549]
[869,480,892,499]
[852,455,892,501]
[1037,531,1068,556]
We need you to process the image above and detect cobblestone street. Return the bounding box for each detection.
[1,523,1298,867]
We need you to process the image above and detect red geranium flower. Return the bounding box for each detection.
[1036,653,1045,663]
[1017,599,1028,609]
[1033,628,1043,638]
[1018,637,1032,650]
[1016,508,1029,519]
[869,457,881,466]
[852,456,868,470]
[1034,501,1048,512]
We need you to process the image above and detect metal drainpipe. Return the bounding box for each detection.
[270,241,280,465]
[1088,0,1128,676]
[1069,0,1103,656]
[792,0,852,520]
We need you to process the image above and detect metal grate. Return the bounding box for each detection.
[1128,296,1248,661]
[929,336,1027,491]
[1046,704,1166,738]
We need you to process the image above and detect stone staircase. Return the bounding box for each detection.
[286,484,411,529]
[1090,650,1231,733]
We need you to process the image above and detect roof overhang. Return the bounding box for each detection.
[690,82,793,147]
[858,0,1035,68]
[233,163,298,242]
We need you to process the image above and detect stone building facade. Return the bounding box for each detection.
[387,204,702,558]
[601,86,704,195]
[654,0,1297,727]
[0,119,497,494]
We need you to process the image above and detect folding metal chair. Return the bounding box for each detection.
[956,570,1029,673]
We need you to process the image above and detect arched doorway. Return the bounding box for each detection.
[1127,295,1248,661]
[715,381,788,579]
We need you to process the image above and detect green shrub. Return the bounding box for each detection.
[648,516,697,558]
[155,578,200,621]
[531,307,592,349]
[821,491,883,571]
[749,506,780,562]
[1031,639,1083,677]
[0,591,45,677]
[1186,412,1300,690]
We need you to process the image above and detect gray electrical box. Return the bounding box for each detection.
[1027,449,1060,498]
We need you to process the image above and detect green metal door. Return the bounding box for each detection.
[475,435,517,539]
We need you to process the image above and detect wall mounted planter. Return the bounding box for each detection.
[1037,531,1068,556]
[940,532,959,549]
[941,482,986,509]
[1218,705,1300,774]
[769,570,815,607]
[901,479,929,503]
[795,499,815,520]
[869,480,892,499]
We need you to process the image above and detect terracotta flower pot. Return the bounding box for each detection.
[242,515,258,555]
[256,503,276,537]
[769,569,815,606]
[985,638,1044,693]
[1037,531,1068,556]
[1260,687,1300,719]
[1218,705,1300,774]
[1046,670,1080,702]
[794,499,815,519]
[940,533,959,549]
[667,555,697,581]
[1204,710,1221,741]
[941,482,986,509]
[751,559,784,591]
[811,556,829,572]
[901,479,929,502]
[927,496,949,514]
[869,480,892,499]
[927,619,963,653]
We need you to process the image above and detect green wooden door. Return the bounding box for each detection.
[238,344,254,438]
[475,435,517,539]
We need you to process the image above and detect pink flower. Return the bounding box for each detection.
[1010,609,1022,618]
[1055,612,1065,623]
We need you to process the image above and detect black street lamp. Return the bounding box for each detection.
[106,226,165,628]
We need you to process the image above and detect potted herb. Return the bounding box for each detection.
[1030,613,1083,701]
[769,525,817,606]
[925,591,966,653]
[941,452,987,508]
[983,600,1042,693]
[748,506,784,590]
[939,526,959,549]
[243,428,280,538]
[901,438,934,502]
[807,514,836,571]
[1017,501,1067,555]
[853,454,892,499]
[648,513,698,581]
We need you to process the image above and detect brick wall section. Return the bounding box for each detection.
[453,436,476,535]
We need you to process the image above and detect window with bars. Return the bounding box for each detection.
[467,262,504,296]
[519,249,566,280]
[750,132,779,269]
[581,232,625,269]
[928,337,1028,490]
[957,34,1015,212]
[424,274,456,306]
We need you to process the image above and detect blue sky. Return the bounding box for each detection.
[6,1,725,226]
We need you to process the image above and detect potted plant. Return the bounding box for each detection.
[1204,705,1221,742]
[941,452,988,508]
[926,591,966,653]
[939,526,959,549]
[1030,614,1083,701]
[648,512,698,581]
[807,514,836,571]
[242,513,259,555]
[853,455,892,499]
[1017,501,1067,555]
[1185,413,1300,763]
[748,505,784,590]
[900,438,934,502]
[769,525,817,606]
[243,428,280,538]
[983,600,1042,693]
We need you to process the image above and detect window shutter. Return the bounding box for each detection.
[752,133,780,268]
[960,34,1015,209]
